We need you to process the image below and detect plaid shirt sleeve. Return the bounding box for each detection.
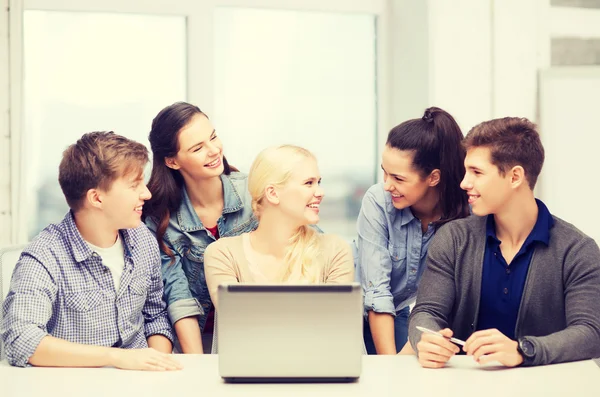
[1,253,57,367]
[142,245,174,343]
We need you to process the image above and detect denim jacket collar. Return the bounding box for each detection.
[63,211,136,264]
[177,173,245,232]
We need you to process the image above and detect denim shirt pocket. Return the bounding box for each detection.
[183,245,205,284]
[388,242,407,266]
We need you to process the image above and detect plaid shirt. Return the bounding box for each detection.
[1,212,174,367]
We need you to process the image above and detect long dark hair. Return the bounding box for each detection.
[143,101,234,258]
[386,106,469,226]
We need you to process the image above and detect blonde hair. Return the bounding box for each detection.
[248,145,321,283]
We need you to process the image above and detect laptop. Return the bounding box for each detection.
[217,283,363,383]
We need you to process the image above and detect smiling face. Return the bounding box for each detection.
[381,145,437,210]
[97,169,152,230]
[165,113,224,181]
[460,146,513,216]
[275,156,324,226]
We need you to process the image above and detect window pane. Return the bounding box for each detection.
[23,11,186,239]
[214,8,377,240]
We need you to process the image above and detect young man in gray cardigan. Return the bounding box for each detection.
[408,117,600,368]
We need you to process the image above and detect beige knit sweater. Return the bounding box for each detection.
[204,233,354,310]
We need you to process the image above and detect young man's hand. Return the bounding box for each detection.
[110,348,183,371]
[416,328,460,368]
[463,328,523,367]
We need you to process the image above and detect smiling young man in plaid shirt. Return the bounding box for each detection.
[1,131,181,370]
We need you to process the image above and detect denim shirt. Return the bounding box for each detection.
[353,183,436,316]
[145,172,258,330]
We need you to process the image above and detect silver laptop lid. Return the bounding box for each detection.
[217,283,363,380]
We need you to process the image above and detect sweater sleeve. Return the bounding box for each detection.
[525,236,600,366]
[322,234,355,284]
[407,223,457,353]
[204,238,241,312]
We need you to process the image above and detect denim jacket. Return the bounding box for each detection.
[353,183,436,317]
[145,172,258,330]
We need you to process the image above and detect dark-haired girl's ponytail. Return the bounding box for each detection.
[428,108,470,226]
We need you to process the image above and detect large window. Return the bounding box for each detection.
[22,11,186,239]
[214,8,377,239]
[3,0,387,246]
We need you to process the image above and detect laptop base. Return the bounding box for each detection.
[223,376,359,384]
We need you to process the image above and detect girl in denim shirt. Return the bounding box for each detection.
[355,107,469,354]
[143,102,258,353]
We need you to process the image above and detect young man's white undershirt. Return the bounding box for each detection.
[86,235,125,292]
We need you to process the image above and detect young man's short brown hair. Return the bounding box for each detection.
[58,131,149,211]
[464,117,545,189]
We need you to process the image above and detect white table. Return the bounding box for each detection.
[1,355,598,397]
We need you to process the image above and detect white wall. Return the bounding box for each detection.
[539,68,600,243]
[428,0,493,133]
[492,0,546,121]
[391,0,545,132]
[424,0,546,131]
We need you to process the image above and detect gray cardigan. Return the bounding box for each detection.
[408,215,600,366]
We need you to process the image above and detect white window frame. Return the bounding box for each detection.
[3,0,390,245]
[1,0,11,246]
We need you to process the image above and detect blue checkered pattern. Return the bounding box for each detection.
[0,212,174,367]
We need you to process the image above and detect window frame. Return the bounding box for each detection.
[2,0,390,245]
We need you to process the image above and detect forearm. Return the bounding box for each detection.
[29,335,117,368]
[368,311,397,355]
[147,334,173,354]
[527,325,600,366]
[174,317,203,354]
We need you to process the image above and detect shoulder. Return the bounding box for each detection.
[225,171,249,192]
[542,217,600,283]
[318,233,352,256]
[144,203,188,245]
[205,235,244,259]
[227,171,248,181]
[143,209,181,240]
[319,233,350,247]
[143,215,158,233]
[224,171,253,203]
[437,214,486,233]
[358,184,391,223]
[550,216,600,254]
[551,216,594,241]
[224,172,258,227]
[126,223,160,251]
[17,223,69,276]
[432,215,486,247]
[362,183,387,207]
